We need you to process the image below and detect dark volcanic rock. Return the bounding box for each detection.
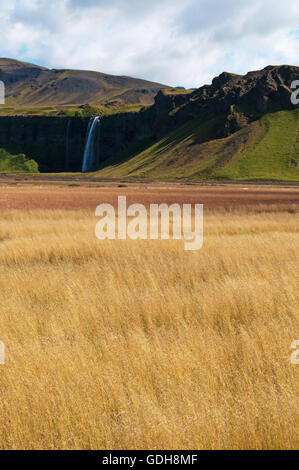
[0,111,156,172]
[0,116,86,171]
[149,65,299,138]
[188,65,298,117]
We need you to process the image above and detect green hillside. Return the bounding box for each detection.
[215,110,299,180]
[94,109,299,181]
[0,148,39,173]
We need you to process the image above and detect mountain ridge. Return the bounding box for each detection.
[0,58,169,106]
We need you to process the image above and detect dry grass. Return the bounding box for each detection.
[0,206,298,449]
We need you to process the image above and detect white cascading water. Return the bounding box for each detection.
[81,116,100,172]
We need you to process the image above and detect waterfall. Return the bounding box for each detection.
[65,120,71,171]
[82,116,100,172]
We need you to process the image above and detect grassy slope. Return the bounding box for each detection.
[95,109,299,181]
[0,148,39,173]
[215,110,299,180]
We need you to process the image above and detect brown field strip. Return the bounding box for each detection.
[1,182,299,210]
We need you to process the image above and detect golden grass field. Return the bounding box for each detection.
[0,200,298,449]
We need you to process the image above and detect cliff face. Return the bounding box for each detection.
[0,110,157,172]
[100,108,156,163]
[0,116,86,171]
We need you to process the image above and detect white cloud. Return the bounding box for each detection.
[0,0,298,87]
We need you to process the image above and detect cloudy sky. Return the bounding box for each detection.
[0,0,298,87]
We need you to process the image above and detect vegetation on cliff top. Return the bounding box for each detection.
[0,103,149,117]
[161,88,193,95]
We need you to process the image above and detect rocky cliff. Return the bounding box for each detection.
[152,65,299,136]
[0,109,156,172]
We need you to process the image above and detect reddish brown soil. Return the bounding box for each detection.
[1,179,299,210]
